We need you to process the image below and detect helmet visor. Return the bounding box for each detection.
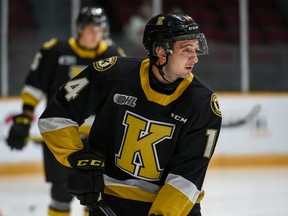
[172,33,209,55]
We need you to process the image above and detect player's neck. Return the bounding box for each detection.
[151,63,177,84]
[149,65,182,94]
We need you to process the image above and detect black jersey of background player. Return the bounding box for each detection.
[39,56,222,215]
[22,37,125,110]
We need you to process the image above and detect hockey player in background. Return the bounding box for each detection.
[7,6,125,216]
[38,12,222,216]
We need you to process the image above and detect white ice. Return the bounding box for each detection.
[1,167,288,216]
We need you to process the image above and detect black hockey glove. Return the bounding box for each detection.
[67,149,105,211]
[7,113,32,150]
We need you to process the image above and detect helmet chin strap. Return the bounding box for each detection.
[153,51,173,84]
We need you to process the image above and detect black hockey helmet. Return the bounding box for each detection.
[77,6,109,30]
[143,12,209,63]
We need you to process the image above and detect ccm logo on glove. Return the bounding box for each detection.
[76,159,105,168]
[68,149,105,171]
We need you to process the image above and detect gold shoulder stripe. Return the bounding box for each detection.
[42,38,58,50]
[210,93,222,117]
[93,56,117,72]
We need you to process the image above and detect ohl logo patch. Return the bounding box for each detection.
[113,93,137,107]
[93,56,117,72]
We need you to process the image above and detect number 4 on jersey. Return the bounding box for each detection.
[64,78,89,101]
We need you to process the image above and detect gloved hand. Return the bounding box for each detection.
[7,113,32,150]
[67,149,105,210]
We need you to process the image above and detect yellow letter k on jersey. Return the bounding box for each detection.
[116,111,175,181]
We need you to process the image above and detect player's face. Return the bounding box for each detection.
[164,39,199,80]
[78,25,104,49]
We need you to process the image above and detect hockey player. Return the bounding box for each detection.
[7,6,125,216]
[38,12,222,216]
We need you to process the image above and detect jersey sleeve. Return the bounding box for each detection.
[149,93,222,215]
[21,38,59,111]
[38,58,112,167]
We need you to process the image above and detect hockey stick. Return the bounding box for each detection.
[94,199,117,216]
[222,104,261,128]
[87,194,116,216]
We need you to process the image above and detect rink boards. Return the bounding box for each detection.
[1,93,288,175]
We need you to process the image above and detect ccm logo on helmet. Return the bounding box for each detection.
[76,159,105,168]
[189,26,198,30]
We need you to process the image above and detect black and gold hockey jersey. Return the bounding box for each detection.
[23,37,125,182]
[39,56,222,215]
[22,37,125,111]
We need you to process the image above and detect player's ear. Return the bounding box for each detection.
[77,26,83,36]
[155,46,166,63]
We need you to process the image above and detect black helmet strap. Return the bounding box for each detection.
[153,50,173,84]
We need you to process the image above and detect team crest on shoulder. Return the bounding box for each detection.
[93,56,117,72]
[42,38,58,50]
[210,93,222,117]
